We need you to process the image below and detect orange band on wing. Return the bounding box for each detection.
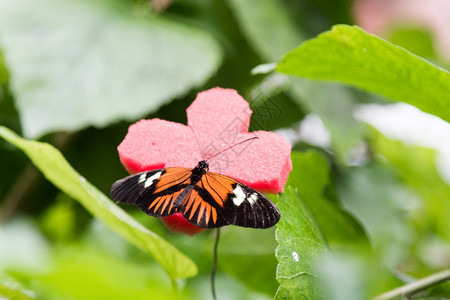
[183,191,218,226]
[148,190,181,215]
[202,172,236,207]
[187,191,202,221]
[211,207,217,224]
[205,204,211,225]
[184,191,196,212]
[197,202,206,224]
[154,168,191,194]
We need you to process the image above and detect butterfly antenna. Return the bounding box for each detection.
[188,125,205,159]
[206,136,258,162]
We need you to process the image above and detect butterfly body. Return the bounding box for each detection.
[111,160,280,229]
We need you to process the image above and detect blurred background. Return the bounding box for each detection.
[0,0,449,299]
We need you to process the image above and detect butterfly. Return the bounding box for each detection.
[110,158,280,229]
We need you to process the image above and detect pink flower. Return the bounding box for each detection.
[116,87,292,235]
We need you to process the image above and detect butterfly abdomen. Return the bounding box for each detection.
[173,184,194,208]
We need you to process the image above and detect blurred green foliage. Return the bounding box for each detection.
[0,0,449,299]
[0,126,197,280]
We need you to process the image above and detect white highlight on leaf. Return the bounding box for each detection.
[79,176,87,184]
[292,251,299,262]
[144,171,162,188]
[232,185,246,206]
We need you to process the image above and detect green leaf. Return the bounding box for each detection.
[288,151,366,246]
[0,0,221,138]
[226,0,303,61]
[275,187,327,299]
[0,126,197,280]
[278,25,450,123]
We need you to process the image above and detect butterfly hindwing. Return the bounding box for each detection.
[224,181,280,229]
[179,172,280,229]
[181,185,228,228]
[110,167,192,217]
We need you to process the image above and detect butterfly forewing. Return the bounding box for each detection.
[110,167,192,217]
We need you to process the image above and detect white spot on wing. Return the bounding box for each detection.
[233,197,245,206]
[138,173,147,184]
[292,251,299,262]
[234,185,246,198]
[248,193,259,205]
[232,185,246,206]
[144,171,162,188]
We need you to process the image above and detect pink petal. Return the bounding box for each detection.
[118,119,199,173]
[160,213,206,236]
[187,87,251,137]
[117,87,292,194]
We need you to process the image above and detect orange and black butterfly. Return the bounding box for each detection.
[110,158,280,229]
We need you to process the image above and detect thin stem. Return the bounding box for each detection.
[0,164,39,222]
[211,228,221,300]
[373,269,450,300]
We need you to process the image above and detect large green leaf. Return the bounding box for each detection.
[278,25,450,123]
[0,0,221,138]
[275,187,327,299]
[0,126,197,280]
